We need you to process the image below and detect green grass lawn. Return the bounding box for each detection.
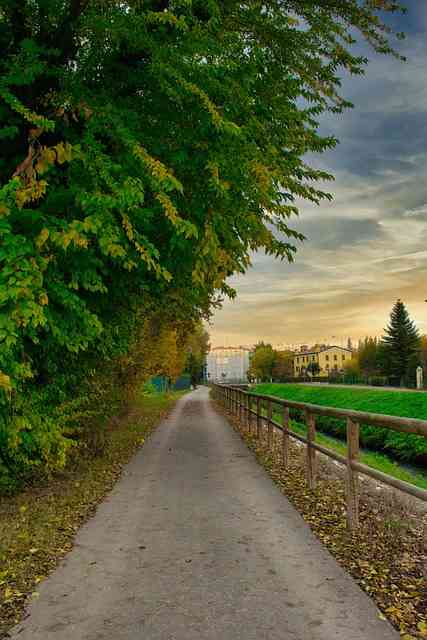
[253,383,427,419]
[252,384,427,490]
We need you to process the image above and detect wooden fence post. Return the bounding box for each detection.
[267,400,273,450]
[306,411,317,489]
[282,406,290,468]
[256,397,261,439]
[243,392,246,426]
[247,395,251,433]
[346,418,360,531]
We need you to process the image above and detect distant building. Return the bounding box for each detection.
[206,347,250,383]
[293,346,352,378]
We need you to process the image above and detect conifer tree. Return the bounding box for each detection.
[381,300,420,386]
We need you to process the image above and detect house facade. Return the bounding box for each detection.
[293,346,352,378]
[206,347,250,383]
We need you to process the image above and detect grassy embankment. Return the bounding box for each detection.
[253,384,427,491]
[0,389,184,638]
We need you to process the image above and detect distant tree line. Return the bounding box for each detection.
[249,300,425,388]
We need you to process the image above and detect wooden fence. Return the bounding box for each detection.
[212,384,427,530]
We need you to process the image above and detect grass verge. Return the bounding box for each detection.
[0,389,184,638]
[254,383,427,419]
[216,400,427,640]
[253,384,427,481]
[270,410,427,491]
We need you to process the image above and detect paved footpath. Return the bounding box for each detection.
[10,387,398,640]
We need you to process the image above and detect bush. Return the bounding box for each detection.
[368,376,388,387]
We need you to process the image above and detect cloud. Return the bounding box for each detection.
[210,5,427,347]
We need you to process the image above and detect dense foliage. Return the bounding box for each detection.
[254,383,427,464]
[249,342,293,382]
[0,0,406,488]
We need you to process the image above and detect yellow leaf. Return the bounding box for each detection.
[418,621,427,637]
[35,147,56,174]
[0,371,11,391]
[4,587,13,601]
[35,227,49,249]
[55,141,73,164]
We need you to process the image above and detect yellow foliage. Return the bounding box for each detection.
[0,370,12,391]
[55,141,73,164]
[35,228,50,249]
[36,142,73,174]
[35,147,56,174]
[156,193,178,224]
[134,145,172,183]
[15,179,48,208]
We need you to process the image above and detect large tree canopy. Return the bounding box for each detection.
[0,0,406,483]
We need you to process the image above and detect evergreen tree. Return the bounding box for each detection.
[381,300,420,386]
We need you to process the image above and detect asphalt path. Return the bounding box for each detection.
[10,387,398,639]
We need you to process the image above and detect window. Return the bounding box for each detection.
[342,355,346,361]
[326,364,329,370]
[325,355,329,361]
[334,354,338,361]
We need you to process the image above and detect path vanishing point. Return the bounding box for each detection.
[10,387,398,639]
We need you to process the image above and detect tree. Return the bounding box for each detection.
[420,335,427,370]
[306,361,320,377]
[272,350,294,381]
[358,337,380,380]
[248,343,276,382]
[381,300,420,386]
[185,323,210,386]
[0,0,407,485]
[343,357,361,383]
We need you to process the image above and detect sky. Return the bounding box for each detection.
[210,1,427,349]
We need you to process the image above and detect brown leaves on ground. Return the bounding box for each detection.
[0,392,182,639]
[222,406,427,640]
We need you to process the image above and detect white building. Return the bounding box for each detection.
[206,347,250,383]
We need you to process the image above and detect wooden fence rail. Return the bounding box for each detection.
[212,384,427,531]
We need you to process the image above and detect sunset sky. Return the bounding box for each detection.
[210,1,427,349]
